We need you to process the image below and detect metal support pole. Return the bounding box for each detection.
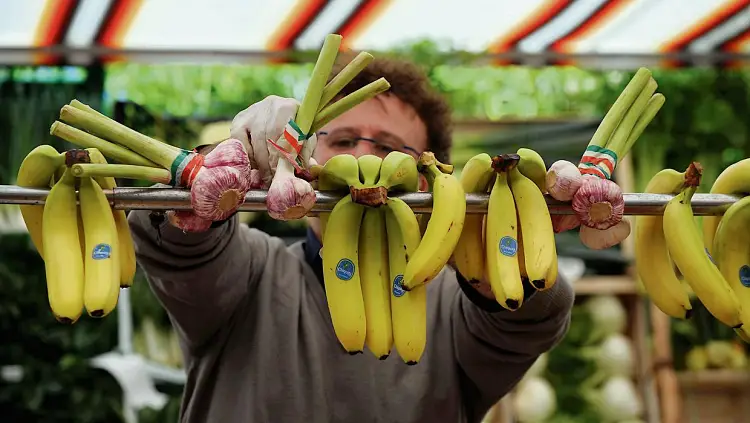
[0,184,739,216]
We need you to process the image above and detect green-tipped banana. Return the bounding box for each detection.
[359,207,393,359]
[321,195,367,353]
[453,153,494,284]
[376,151,419,192]
[318,154,363,235]
[385,197,426,365]
[357,154,383,186]
[16,145,66,258]
[516,148,547,192]
[635,168,693,320]
[713,195,750,333]
[663,165,742,328]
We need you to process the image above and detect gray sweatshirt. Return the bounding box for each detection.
[128,210,573,423]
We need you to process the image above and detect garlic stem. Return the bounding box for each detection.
[297,34,342,134]
[619,93,666,158]
[50,121,159,168]
[59,104,182,170]
[311,78,391,133]
[71,163,172,184]
[606,77,657,160]
[318,52,374,112]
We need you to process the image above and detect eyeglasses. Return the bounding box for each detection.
[316,131,421,159]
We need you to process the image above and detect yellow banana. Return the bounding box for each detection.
[16,145,66,258]
[485,170,524,310]
[321,195,367,353]
[79,176,121,317]
[86,148,137,287]
[403,155,466,290]
[634,168,692,319]
[359,208,393,359]
[703,158,750,256]
[385,197,426,365]
[42,168,84,323]
[713,195,750,334]
[516,148,547,192]
[357,154,382,186]
[508,165,556,290]
[376,151,419,193]
[453,153,494,284]
[663,169,742,328]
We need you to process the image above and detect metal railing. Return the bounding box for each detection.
[0,184,739,216]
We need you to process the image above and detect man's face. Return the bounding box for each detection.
[313,94,428,165]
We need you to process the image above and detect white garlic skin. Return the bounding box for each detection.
[579,219,631,250]
[266,159,316,221]
[546,160,584,201]
[551,214,581,233]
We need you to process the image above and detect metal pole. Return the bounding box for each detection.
[0,184,739,216]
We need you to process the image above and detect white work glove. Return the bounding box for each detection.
[229,95,318,188]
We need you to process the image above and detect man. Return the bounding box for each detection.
[127,57,574,423]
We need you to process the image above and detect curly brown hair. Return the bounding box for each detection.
[329,55,453,163]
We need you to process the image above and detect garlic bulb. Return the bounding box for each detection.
[572,177,625,230]
[266,158,316,221]
[546,160,584,201]
[579,219,631,250]
[190,138,253,221]
[167,210,213,233]
[551,214,581,233]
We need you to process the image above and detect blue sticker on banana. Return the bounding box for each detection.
[335,258,355,281]
[740,265,750,288]
[392,275,406,298]
[499,236,518,257]
[92,243,111,260]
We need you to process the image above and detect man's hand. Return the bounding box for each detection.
[230,95,317,188]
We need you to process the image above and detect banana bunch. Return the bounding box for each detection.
[17,145,137,324]
[635,162,745,335]
[453,150,557,311]
[318,150,462,364]
[703,158,750,339]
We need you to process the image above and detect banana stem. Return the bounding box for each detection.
[60,103,182,170]
[311,78,391,133]
[50,121,160,168]
[70,163,172,184]
[317,52,374,112]
[297,34,342,134]
[490,154,521,173]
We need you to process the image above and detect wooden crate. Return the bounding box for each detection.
[676,371,750,423]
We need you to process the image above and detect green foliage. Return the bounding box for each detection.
[0,234,124,422]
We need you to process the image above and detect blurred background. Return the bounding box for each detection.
[2,0,750,422]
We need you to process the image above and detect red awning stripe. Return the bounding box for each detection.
[335,0,392,50]
[266,0,329,52]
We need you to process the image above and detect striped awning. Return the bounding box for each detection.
[1,0,749,67]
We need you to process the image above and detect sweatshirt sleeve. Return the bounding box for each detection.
[128,209,273,350]
[448,269,574,419]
